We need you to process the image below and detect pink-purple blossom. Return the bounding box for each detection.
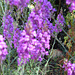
[66,0,75,12]
[13,28,22,48]
[63,59,75,75]
[17,28,49,66]
[0,35,8,62]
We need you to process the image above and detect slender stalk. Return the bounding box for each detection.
[1,62,4,75]
[10,56,18,65]
[54,35,75,60]
[8,44,11,75]
[0,2,4,14]
[42,39,56,74]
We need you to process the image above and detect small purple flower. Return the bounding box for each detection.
[54,12,65,33]
[66,0,75,12]
[68,25,71,28]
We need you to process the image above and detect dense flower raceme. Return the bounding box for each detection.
[28,0,65,35]
[13,28,22,49]
[17,27,50,66]
[27,0,56,32]
[28,0,65,34]
[2,13,14,47]
[3,0,65,65]
[66,0,75,12]
[0,35,8,62]
[16,0,65,65]
[16,0,54,65]
[5,0,30,11]
[63,59,75,75]
[54,13,65,33]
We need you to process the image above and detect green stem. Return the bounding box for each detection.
[54,35,75,60]
[1,62,4,75]
[8,43,11,75]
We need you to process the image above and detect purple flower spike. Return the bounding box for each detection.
[2,13,14,47]
[0,35,8,63]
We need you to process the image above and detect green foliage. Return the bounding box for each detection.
[0,0,75,75]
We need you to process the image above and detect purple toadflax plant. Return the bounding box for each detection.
[17,0,55,65]
[16,0,65,65]
[3,0,65,66]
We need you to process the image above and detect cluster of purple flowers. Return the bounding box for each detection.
[0,35,8,62]
[66,0,75,12]
[15,0,65,65]
[13,28,22,49]
[28,0,56,31]
[2,13,14,47]
[3,0,65,65]
[63,59,75,75]
[54,13,65,33]
[5,0,30,11]
[17,27,50,65]
[16,0,56,65]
